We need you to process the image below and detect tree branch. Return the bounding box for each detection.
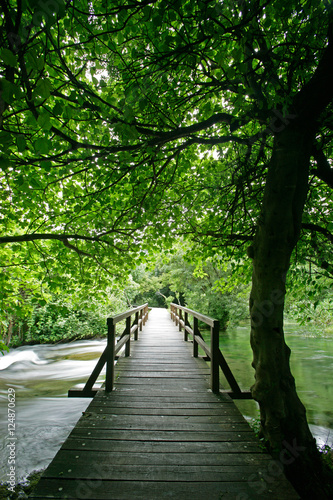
[302,222,333,244]
[62,238,92,257]
[311,146,333,189]
[0,233,109,245]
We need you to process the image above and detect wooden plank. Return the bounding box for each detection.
[115,364,209,371]
[42,463,264,482]
[88,400,236,409]
[116,367,209,375]
[29,479,300,500]
[86,407,244,416]
[75,421,253,432]
[62,437,261,452]
[69,429,256,442]
[113,377,210,385]
[78,413,247,424]
[92,394,234,404]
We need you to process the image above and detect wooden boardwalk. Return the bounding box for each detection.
[29,308,299,499]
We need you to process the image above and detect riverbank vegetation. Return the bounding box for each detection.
[0,470,43,500]
[2,242,332,349]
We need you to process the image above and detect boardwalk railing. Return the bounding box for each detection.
[68,303,149,398]
[170,303,252,399]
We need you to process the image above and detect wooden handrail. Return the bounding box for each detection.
[68,303,149,397]
[171,303,216,327]
[170,303,252,399]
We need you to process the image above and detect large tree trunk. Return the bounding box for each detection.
[249,123,332,496]
[248,27,333,496]
[249,124,312,442]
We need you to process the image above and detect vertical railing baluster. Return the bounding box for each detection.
[143,305,148,325]
[139,308,143,331]
[193,316,198,358]
[134,311,139,340]
[106,318,116,392]
[184,312,188,341]
[125,316,131,357]
[211,320,220,394]
[179,309,183,332]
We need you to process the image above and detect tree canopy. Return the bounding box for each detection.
[1,1,333,496]
[0,0,332,274]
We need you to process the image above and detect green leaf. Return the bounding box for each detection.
[42,161,53,171]
[26,51,44,72]
[16,135,27,152]
[35,79,53,98]
[37,113,52,131]
[34,138,51,154]
[123,105,134,122]
[1,49,17,67]
[0,79,22,103]
[30,177,42,188]
[53,102,63,116]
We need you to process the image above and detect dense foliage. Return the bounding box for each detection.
[1,1,333,496]
[3,242,332,349]
[0,0,332,272]
[2,242,251,346]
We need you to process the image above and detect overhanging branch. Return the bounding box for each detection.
[0,233,110,246]
[302,223,333,244]
[311,146,333,189]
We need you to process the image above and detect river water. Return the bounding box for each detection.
[0,340,106,483]
[0,325,332,483]
[219,322,333,450]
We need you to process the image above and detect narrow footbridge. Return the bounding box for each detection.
[29,305,299,500]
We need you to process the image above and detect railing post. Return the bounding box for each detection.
[125,316,131,357]
[175,307,179,327]
[179,309,183,332]
[139,308,143,331]
[211,320,220,394]
[134,311,139,340]
[106,318,116,392]
[143,305,148,325]
[184,312,188,341]
[193,316,198,358]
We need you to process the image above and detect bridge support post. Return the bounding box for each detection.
[211,320,220,394]
[139,309,143,331]
[184,312,188,341]
[106,318,116,392]
[125,316,131,357]
[193,317,199,358]
[143,305,148,325]
[134,312,139,340]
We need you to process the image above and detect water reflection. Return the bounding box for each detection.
[219,322,333,447]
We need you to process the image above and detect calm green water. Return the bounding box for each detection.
[217,322,333,446]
